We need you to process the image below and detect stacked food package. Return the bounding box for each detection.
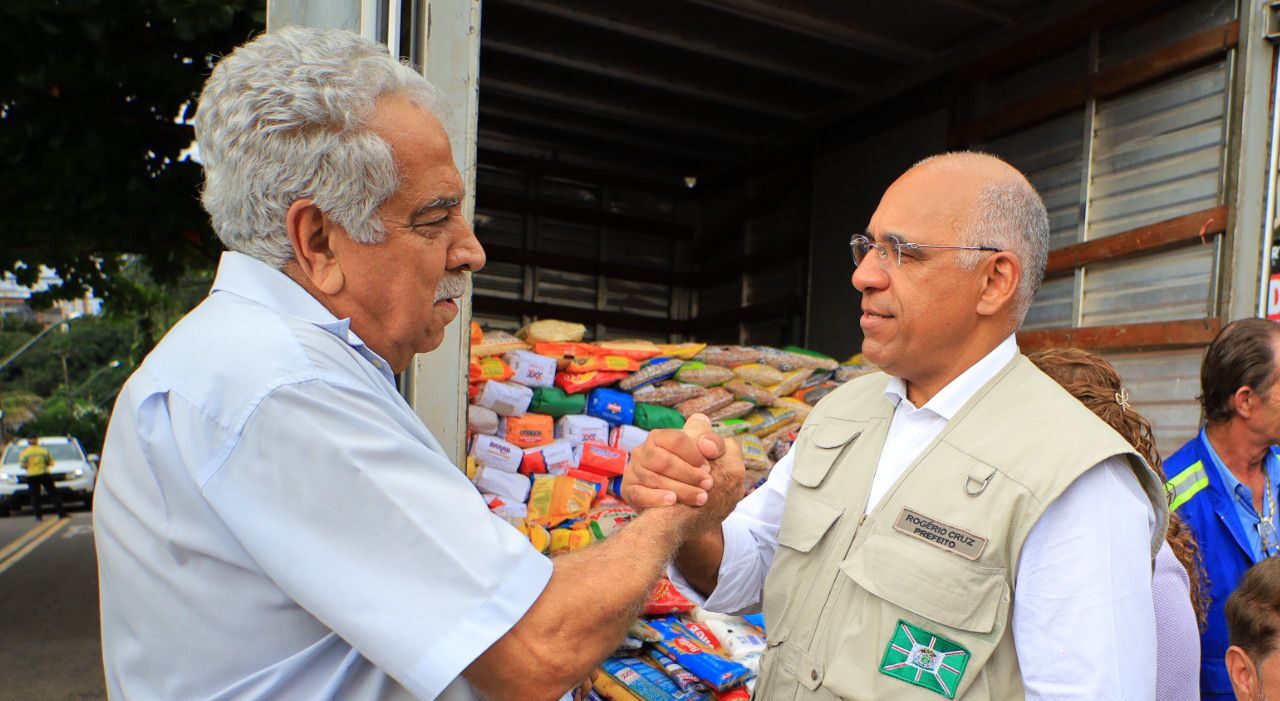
[465,319,873,698]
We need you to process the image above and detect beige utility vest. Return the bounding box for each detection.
[754,355,1168,701]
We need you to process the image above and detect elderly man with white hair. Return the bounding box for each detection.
[94,27,739,701]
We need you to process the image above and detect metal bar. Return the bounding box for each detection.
[1226,0,1271,320]
[685,0,932,64]
[479,105,728,158]
[1045,206,1229,277]
[482,37,811,120]
[1017,318,1222,352]
[477,126,702,178]
[479,76,758,143]
[497,0,864,92]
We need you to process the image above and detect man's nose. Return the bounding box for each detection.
[852,252,889,292]
[449,220,486,273]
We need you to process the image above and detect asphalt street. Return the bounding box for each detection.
[0,508,106,701]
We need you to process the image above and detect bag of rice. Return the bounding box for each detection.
[676,361,735,387]
[734,434,771,471]
[695,346,762,367]
[724,379,778,406]
[757,346,839,371]
[709,400,754,421]
[674,387,734,418]
[767,368,814,397]
[618,358,683,391]
[657,342,707,360]
[732,363,784,387]
[631,381,708,406]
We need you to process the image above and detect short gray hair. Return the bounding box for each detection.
[915,152,1050,326]
[194,26,448,268]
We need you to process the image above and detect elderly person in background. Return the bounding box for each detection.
[1225,557,1280,701]
[623,152,1170,699]
[94,27,737,701]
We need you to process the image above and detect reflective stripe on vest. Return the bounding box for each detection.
[1166,460,1208,511]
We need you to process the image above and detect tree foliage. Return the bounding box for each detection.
[0,0,265,311]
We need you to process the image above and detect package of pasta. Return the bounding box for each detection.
[471,330,529,358]
[657,342,707,360]
[469,434,523,473]
[591,668,646,701]
[676,362,735,387]
[527,474,598,527]
[467,404,500,436]
[585,502,637,541]
[645,649,711,695]
[766,368,813,398]
[578,442,628,477]
[556,370,630,394]
[557,414,611,447]
[734,434,770,471]
[694,346,761,368]
[520,439,576,476]
[597,339,663,361]
[711,419,749,437]
[618,358,684,391]
[528,386,588,417]
[674,387,734,418]
[708,401,753,421]
[503,350,557,388]
[631,381,708,407]
[502,413,554,449]
[644,577,695,616]
[516,318,587,343]
[469,356,514,383]
[757,346,839,371]
[475,380,533,417]
[599,657,708,701]
[634,403,686,430]
[723,380,777,407]
[731,363,784,387]
[587,387,636,426]
[648,617,754,692]
[566,355,642,374]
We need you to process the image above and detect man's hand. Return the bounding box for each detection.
[623,414,745,528]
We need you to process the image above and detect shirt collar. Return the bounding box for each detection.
[209,251,394,383]
[1200,427,1279,508]
[883,334,1019,420]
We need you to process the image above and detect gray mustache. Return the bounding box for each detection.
[434,275,468,302]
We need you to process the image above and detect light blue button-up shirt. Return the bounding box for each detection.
[1201,427,1280,561]
[95,251,552,701]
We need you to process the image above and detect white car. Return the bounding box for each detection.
[0,436,98,516]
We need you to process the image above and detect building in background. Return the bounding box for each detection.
[0,268,102,325]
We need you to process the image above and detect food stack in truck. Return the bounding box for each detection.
[464,319,872,698]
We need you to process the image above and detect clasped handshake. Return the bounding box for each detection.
[621,413,746,534]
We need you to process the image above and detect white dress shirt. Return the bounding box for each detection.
[672,335,1158,700]
[95,251,552,701]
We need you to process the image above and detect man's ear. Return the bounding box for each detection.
[975,251,1021,318]
[286,199,344,295]
[1233,386,1258,420]
[1226,645,1258,699]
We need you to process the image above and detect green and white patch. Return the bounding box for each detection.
[879,619,970,699]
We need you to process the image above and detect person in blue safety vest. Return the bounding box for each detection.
[1166,318,1280,700]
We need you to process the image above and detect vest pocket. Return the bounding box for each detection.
[776,491,845,554]
[791,418,863,488]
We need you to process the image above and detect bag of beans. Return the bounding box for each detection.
[631,381,708,406]
[676,362,735,387]
[695,346,762,368]
[675,387,734,418]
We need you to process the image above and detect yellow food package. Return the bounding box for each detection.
[657,342,707,360]
[517,319,587,343]
[527,475,597,527]
[548,525,593,556]
[465,456,477,481]
[591,668,645,701]
[516,520,551,554]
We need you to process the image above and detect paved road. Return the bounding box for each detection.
[0,508,106,701]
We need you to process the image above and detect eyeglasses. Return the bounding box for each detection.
[850,234,1003,268]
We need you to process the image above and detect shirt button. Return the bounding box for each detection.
[810,669,819,681]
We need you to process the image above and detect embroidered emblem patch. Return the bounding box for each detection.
[879,619,970,699]
[892,507,988,560]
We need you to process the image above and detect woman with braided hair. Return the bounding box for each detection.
[1030,347,1206,701]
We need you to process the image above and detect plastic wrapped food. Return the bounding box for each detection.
[766,368,813,398]
[674,387,734,418]
[585,502,637,541]
[743,405,798,437]
[708,400,753,421]
[734,434,770,471]
[648,617,754,692]
[565,355,642,374]
[578,442,628,477]
[586,387,636,426]
[502,413,554,449]
[676,362,735,387]
[634,403,686,430]
[597,339,664,361]
[644,578,696,615]
[469,356,514,383]
[469,435,523,472]
[474,467,531,503]
[527,474,597,527]
[528,386,587,417]
[834,363,876,383]
[549,525,594,555]
[520,439,576,476]
[475,380,533,417]
[556,370,629,394]
[723,380,777,407]
[731,363,784,387]
[599,658,704,701]
[710,419,749,437]
[631,381,708,407]
[792,382,839,405]
[467,404,499,435]
[471,330,529,358]
[756,346,839,371]
[646,649,712,695]
[618,358,684,391]
[516,319,587,343]
[610,424,650,453]
[469,321,484,346]
[504,350,557,388]
[556,414,611,447]
[773,397,813,423]
[695,346,762,368]
[657,342,707,360]
[532,342,600,369]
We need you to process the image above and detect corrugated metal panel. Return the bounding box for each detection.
[976,46,1088,117]
[983,112,1086,249]
[602,230,675,268]
[537,177,598,206]
[474,209,525,248]
[605,188,676,219]
[603,278,670,317]
[1087,61,1228,240]
[536,219,597,256]
[472,313,522,334]
[1099,0,1236,69]
[533,268,597,308]
[1023,275,1075,330]
[472,260,524,299]
[1102,348,1205,462]
[1079,243,1216,326]
[744,265,799,306]
[476,166,525,194]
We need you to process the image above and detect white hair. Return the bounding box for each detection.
[194,26,449,268]
[914,151,1050,326]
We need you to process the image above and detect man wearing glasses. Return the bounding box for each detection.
[623,152,1169,699]
[1165,318,1280,701]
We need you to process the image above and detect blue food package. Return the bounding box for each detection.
[743,613,765,631]
[646,649,710,693]
[600,657,705,701]
[648,617,754,691]
[586,387,636,426]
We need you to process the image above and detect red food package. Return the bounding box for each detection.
[562,355,641,374]
[469,321,484,346]
[468,382,482,401]
[469,356,514,383]
[644,577,695,616]
[578,442,627,477]
[681,620,724,652]
[504,413,554,449]
[555,370,629,394]
[715,687,750,700]
[533,342,602,370]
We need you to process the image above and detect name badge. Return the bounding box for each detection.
[892,507,988,561]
